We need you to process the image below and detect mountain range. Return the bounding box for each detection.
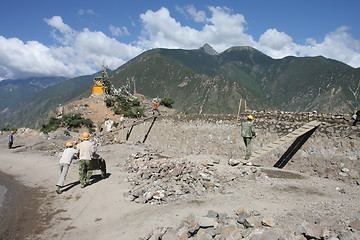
[0,77,67,113]
[1,44,359,129]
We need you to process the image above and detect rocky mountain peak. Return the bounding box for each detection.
[199,43,218,55]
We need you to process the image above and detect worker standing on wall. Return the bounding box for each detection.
[152,100,160,115]
[241,115,257,160]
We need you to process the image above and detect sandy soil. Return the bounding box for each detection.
[0,172,50,240]
[0,116,359,240]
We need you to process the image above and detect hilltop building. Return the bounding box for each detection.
[92,65,109,95]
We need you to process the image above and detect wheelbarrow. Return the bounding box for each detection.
[89,153,107,179]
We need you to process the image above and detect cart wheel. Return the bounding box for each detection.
[100,160,107,179]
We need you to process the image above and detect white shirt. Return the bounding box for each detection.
[77,140,95,160]
[59,148,78,165]
[105,120,114,132]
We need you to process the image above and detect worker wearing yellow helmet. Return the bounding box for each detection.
[77,132,96,188]
[241,115,257,160]
[56,141,78,194]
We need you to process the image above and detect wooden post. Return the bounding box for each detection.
[231,99,242,143]
[126,125,134,141]
[143,117,157,143]
[230,99,243,159]
[238,99,242,114]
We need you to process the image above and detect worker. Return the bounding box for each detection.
[241,115,257,160]
[8,131,14,149]
[152,101,160,115]
[104,118,114,132]
[56,142,78,194]
[353,109,360,126]
[119,115,125,126]
[97,121,103,132]
[77,132,96,188]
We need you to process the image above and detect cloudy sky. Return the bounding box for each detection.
[0,0,359,80]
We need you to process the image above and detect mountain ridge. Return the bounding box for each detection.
[1,45,359,128]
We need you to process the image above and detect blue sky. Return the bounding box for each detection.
[0,0,359,80]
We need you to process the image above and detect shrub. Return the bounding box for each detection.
[134,107,145,117]
[41,114,94,132]
[160,97,175,108]
[41,117,61,132]
[104,97,115,107]
[132,99,141,107]
[0,126,15,132]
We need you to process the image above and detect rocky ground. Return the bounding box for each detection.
[1,109,359,240]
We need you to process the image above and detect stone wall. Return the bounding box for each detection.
[168,111,358,138]
[154,112,359,184]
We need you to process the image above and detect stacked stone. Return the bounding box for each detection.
[168,111,354,126]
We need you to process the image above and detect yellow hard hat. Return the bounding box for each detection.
[81,132,90,140]
[247,115,254,120]
[10,131,14,134]
[65,141,73,147]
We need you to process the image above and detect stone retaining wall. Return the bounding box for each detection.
[168,111,359,138]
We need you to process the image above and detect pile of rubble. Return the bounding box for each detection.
[122,151,228,204]
[143,206,360,240]
[121,145,278,205]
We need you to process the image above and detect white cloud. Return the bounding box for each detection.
[138,6,256,52]
[138,7,203,49]
[109,25,130,37]
[204,6,256,51]
[78,9,95,15]
[44,16,77,46]
[257,26,360,66]
[139,7,360,67]
[0,16,143,80]
[259,29,293,50]
[0,37,70,79]
[1,6,359,80]
[177,5,206,23]
[299,26,360,67]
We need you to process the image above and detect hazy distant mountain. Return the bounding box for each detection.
[0,77,67,112]
[0,75,93,128]
[1,45,359,128]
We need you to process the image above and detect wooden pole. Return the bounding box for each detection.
[143,117,157,143]
[238,99,242,114]
[126,125,134,141]
[232,99,242,143]
[230,99,242,159]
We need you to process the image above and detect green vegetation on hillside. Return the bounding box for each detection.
[105,95,144,118]
[160,97,174,108]
[0,127,17,132]
[41,113,94,133]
